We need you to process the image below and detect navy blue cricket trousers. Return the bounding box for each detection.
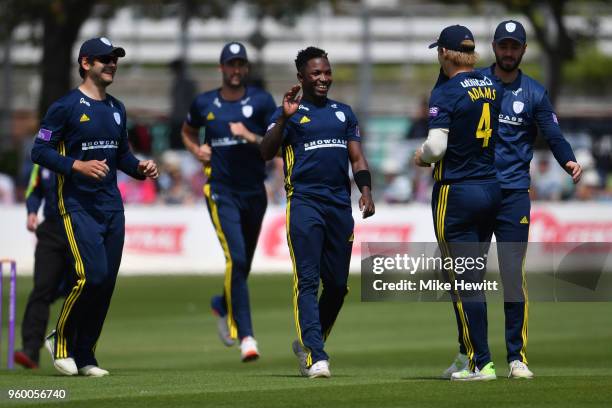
[287,196,354,366]
[204,184,267,340]
[432,181,501,371]
[53,209,124,368]
[495,189,530,363]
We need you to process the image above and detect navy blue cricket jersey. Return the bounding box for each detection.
[25,164,59,220]
[428,71,502,183]
[479,64,576,189]
[269,99,361,206]
[31,89,143,214]
[186,86,276,192]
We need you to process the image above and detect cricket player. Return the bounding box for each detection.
[415,25,503,381]
[442,20,582,380]
[182,42,276,362]
[31,37,158,377]
[260,47,375,378]
[14,165,70,369]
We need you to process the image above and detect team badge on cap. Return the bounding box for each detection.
[505,22,517,33]
[229,43,241,54]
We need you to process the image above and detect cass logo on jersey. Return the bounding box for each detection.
[499,113,524,126]
[242,105,253,118]
[335,111,346,122]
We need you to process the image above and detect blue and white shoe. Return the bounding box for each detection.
[442,353,469,379]
[45,330,77,376]
[292,340,309,377]
[210,295,235,347]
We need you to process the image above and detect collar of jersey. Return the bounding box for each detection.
[216,86,250,103]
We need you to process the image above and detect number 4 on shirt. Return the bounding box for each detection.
[476,103,492,148]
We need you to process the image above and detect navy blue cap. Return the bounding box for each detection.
[494,20,527,45]
[429,25,475,52]
[78,37,125,62]
[220,42,248,64]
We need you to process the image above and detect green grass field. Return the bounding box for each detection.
[0,275,611,407]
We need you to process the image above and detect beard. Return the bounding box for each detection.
[495,52,524,72]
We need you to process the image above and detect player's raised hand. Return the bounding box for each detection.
[565,161,582,184]
[359,188,375,219]
[138,159,159,179]
[282,85,302,119]
[73,159,110,181]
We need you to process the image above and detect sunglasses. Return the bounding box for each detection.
[93,55,118,64]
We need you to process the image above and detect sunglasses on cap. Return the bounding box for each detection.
[93,55,118,64]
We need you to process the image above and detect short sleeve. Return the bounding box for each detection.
[185,97,205,128]
[428,88,452,129]
[346,106,361,142]
[37,102,69,147]
[267,107,290,141]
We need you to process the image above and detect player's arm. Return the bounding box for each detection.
[348,141,375,219]
[260,85,301,160]
[414,128,449,167]
[534,92,581,183]
[229,122,264,144]
[24,164,43,232]
[182,122,211,164]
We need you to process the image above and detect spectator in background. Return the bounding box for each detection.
[405,96,429,140]
[157,151,195,205]
[0,172,16,204]
[531,157,563,200]
[168,58,197,149]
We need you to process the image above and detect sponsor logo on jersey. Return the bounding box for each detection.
[300,116,311,124]
[242,105,253,118]
[498,114,524,126]
[37,128,52,141]
[81,140,119,151]
[520,216,529,224]
[207,112,216,121]
[429,107,439,117]
[512,88,523,96]
[267,122,276,131]
[304,138,347,151]
[552,113,559,124]
[213,97,222,108]
[80,114,90,122]
[79,97,90,107]
[211,137,247,147]
[114,112,121,125]
[241,97,251,105]
[355,125,361,138]
[460,76,493,88]
[298,104,310,111]
[335,111,346,122]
